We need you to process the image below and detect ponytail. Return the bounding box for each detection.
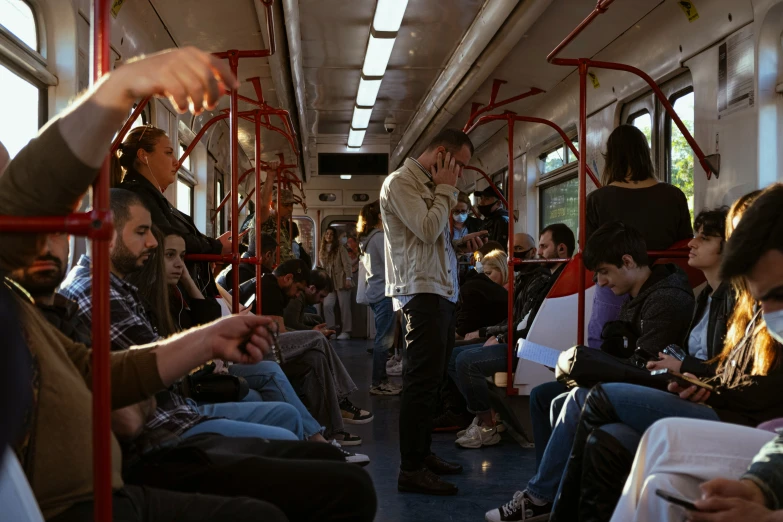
[112,125,168,187]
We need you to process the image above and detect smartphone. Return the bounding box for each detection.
[655,489,699,511]
[243,294,255,309]
[455,230,489,247]
[650,368,714,391]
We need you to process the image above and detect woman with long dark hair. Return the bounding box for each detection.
[585,124,693,348]
[319,226,353,339]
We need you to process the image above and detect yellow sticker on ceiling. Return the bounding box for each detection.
[678,1,699,22]
[588,72,600,89]
[111,0,125,19]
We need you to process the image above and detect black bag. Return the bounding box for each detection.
[599,320,639,359]
[181,363,250,403]
[555,345,670,390]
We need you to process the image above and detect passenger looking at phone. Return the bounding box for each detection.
[646,206,734,377]
[474,185,510,248]
[609,184,783,522]
[455,249,508,339]
[451,191,482,242]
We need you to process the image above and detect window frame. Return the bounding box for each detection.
[664,86,695,185]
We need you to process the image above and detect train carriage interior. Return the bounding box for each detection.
[3,0,783,521]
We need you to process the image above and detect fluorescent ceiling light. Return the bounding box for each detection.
[373,0,409,32]
[351,106,373,129]
[357,77,382,106]
[340,174,352,180]
[348,128,366,148]
[363,35,395,77]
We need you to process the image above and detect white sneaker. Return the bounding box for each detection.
[387,360,403,376]
[455,424,501,449]
[386,354,401,369]
[329,439,370,466]
[336,332,351,340]
[456,416,480,438]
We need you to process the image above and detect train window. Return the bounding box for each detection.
[629,111,653,148]
[176,177,194,217]
[492,169,507,195]
[292,216,315,267]
[0,64,40,159]
[0,0,37,51]
[179,142,193,173]
[668,89,695,219]
[541,146,566,173]
[540,175,579,235]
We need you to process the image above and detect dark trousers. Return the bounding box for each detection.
[49,485,287,522]
[399,294,456,470]
[123,434,377,522]
[530,380,569,470]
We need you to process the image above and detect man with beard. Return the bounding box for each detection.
[60,189,307,443]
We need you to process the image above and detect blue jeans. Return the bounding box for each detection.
[587,285,629,348]
[447,343,508,414]
[228,361,324,439]
[370,297,395,386]
[182,400,302,441]
[530,381,569,470]
[527,383,720,503]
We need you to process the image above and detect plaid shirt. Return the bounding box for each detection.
[60,255,205,441]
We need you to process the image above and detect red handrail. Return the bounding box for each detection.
[463,81,545,132]
[546,0,615,65]
[111,96,151,153]
[463,166,509,209]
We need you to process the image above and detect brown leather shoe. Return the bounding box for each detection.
[398,468,458,496]
[424,454,463,475]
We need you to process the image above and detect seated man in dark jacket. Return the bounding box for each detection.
[217,233,277,292]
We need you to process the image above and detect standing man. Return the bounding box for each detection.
[474,186,510,248]
[381,128,485,495]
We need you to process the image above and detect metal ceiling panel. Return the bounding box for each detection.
[448,0,663,148]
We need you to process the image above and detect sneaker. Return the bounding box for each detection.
[456,416,480,438]
[387,360,403,376]
[456,424,501,449]
[339,399,374,424]
[336,332,351,340]
[485,490,552,522]
[370,381,402,396]
[330,439,370,466]
[432,410,474,432]
[328,333,336,340]
[386,354,401,369]
[332,430,362,446]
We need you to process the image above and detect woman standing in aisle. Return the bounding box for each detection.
[320,226,353,340]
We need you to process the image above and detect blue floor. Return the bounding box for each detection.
[332,339,538,522]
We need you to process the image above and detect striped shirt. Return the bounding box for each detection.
[392,158,460,312]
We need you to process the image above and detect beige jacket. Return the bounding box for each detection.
[380,158,459,299]
[324,244,353,291]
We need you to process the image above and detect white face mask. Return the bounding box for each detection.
[474,261,483,274]
[453,212,468,223]
[339,236,348,245]
[764,309,783,345]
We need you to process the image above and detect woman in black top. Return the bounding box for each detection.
[586,125,692,347]
[114,126,233,296]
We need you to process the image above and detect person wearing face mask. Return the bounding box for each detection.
[474,186,510,249]
[319,226,354,340]
[451,192,482,242]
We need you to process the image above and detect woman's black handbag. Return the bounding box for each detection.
[181,362,250,403]
[555,345,670,390]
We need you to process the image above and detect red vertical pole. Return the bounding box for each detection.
[90,1,112,521]
[577,60,588,346]
[316,209,321,266]
[276,169,281,265]
[229,52,240,312]
[506,118,516,396]
[254,113,263,314]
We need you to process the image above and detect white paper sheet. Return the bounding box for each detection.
[516,339,562,369]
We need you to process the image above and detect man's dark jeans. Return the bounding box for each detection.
[399,294,456,471]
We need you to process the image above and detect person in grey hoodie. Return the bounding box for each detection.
[358,201,402,396]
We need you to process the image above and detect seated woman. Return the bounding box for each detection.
[486,191,783,522]
[455,249,508,339]
[142,230,369,460]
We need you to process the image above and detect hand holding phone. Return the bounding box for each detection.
[650,368,714,391]
[655,489,699,511]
